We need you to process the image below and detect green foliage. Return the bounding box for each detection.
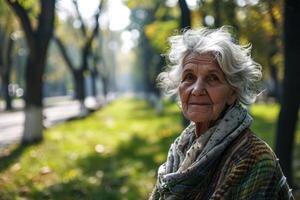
[15,0,40,26]
[0,1,9,15]
[145,20,179,52]
[0,1,16,29]
[18,0,37,9]
[126,0,161,9]
[0,99,298,199]
[236,2,283,79]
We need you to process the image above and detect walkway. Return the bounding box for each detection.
[0,96,100,152]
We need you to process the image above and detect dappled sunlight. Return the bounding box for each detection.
[250,103,280,122]
[0,98,182,199]
[0,99,299,198]
[0,0,299,198]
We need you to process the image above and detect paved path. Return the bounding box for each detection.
[0,97,82,151]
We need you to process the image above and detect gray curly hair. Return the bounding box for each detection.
[157,26,263,105]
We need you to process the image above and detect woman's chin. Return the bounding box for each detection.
[184,112,212,124]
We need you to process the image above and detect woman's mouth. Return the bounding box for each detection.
[188,102,211,106]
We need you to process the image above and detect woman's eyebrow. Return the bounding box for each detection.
[207,69,222,75]
[182,68,194,74]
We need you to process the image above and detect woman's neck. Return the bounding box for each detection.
[195,122,210,138]
[194,104,234,137]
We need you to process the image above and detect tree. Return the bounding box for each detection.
[179,0,191,29]
[0,30,14,111]
[178,0,192,126]
[5,0,56,143]
[55,0,102,114]
[212,0,221,27]
[275,0,300,186]
[128,1,161,96]
[266,0,282,101]
[92,33,109,98]
[0,2,16,111]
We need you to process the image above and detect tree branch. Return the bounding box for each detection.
[36,0,56,51]
[53,36,76,73]
[5,32,14,75]
[268,0,280,33]
[72,0,87,37]
[5,0,35,51]
[81,1,103,70]
[178,0,191,29]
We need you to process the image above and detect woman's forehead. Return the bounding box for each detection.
[182,52,220,69]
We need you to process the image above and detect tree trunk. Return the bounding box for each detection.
[275,0,300,187]
[23,105,43,142]
[2,34,14,110]
[267,1,281,102]
[179,0,191,127]
[0,29,14,111]
[268,51,280,101]
[54,36,87,107]
[23,54,46,143]
[54,2,101,108]
[3,71,12,111]
[4,0,57,144]
[74,69,85,102]
[269,63,280,101]
[73,69,88,116]
[100,75,108,100]
[224,0,239,35]
[141,34,153,96]
[213,0,221,27]
[178,0,191,29]
[91,68,98,97]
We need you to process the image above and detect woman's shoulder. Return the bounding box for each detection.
[211,129,294,199]
[215,129,279,184]
[227,128,278,167]
[213,129,279,185]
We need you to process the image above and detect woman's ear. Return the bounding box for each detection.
[226,89,237,105]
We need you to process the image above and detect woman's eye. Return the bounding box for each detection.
[207,74,219,83]
[184,73,195,81]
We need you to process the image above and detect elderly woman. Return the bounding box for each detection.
[149,27,294,200]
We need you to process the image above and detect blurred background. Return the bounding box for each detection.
[0,0,299,199]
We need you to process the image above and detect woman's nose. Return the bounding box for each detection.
[191,79,206,96]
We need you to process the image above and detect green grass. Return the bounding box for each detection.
[0,98,299,199]
[250,103,283,148]
[0,98,182,200]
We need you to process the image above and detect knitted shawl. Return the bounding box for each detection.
[149,102,294,200]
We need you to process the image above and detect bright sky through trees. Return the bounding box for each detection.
[57,0,130,31]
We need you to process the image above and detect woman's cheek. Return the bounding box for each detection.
[179,84,189,114]
[179,83,191,102]
[179,85,185,101]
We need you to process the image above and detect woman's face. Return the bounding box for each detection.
[179,53,237,124]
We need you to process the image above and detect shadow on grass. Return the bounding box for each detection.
[26,134,177,200]
[0,141,41,173]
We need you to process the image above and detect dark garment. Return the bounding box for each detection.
[149,129,294,200]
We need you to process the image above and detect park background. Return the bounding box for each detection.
[0,0,299,199]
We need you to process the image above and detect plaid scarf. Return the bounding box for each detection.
[150,102,252,200]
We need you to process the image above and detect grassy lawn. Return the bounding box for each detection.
[0,98,299,199]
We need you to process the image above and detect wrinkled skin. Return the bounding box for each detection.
[179,53,237,137]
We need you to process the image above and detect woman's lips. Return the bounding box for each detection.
[188,103,212,113]
[188,102,211,105]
